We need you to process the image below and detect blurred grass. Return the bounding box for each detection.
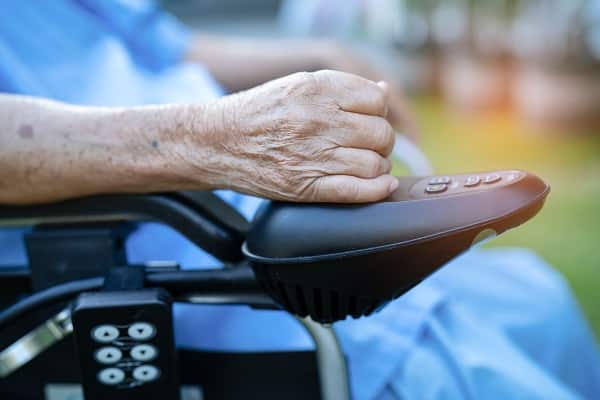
[405,96,600,338]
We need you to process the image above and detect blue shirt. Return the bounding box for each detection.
[1,1,599,398]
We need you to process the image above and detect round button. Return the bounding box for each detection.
[130,344,158,362]
[128,322,155,340]
[98,367,125,385]
[505,172,520,182]
[133,365,160,382]
[429,176,451,185]
[95,346,122,364]
[92,325,119,343]
[483,174,501,184]
[425,184,447,194]
[464,176,481,187]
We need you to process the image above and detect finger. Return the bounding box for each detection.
[331,113,396,156]
[324,148,391,179]
[311,174,399,203]
[314,70,387,117]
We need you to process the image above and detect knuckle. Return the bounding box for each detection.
[292,71,313,82]
[373,90,387,112]
[294,118,329,140]
[289,71,320,96]
[364,153,383,177]
[317,146,337,163]
[313,69,336,80]
[302,178,323,202]
[374,119,395,152]
[313,69,339,90]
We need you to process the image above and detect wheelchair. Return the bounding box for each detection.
[0,137,549,399]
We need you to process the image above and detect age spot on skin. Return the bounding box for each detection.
[18,124,34,139]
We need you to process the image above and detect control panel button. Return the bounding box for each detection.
[483,174,501,184]
[92,325,119,343]
[95,346,122,364]
[464,176,481,187]
[133,365,160,382]
[429,176,451,185]
[128,322,155,340]
[130,344,158,362]
[505,171,521,182]
[425,184,448,194]
[98,367,125,385]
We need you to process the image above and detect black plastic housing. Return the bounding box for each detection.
[0,191,248,262]
[243,171,550,323]
[71,289,179,400]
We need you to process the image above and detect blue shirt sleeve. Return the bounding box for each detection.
[75,0,193,71]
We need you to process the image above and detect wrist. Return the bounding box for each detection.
[80,104,219,195]
[148,100,240,192]
[135,103,223,192]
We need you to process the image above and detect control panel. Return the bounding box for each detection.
[408,170,524,198]
[71,289,179,400]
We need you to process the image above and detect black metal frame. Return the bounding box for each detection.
[0,192,348,400]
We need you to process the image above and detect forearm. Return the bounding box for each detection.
[0,70,400,206]
[0,95,224,205]
[186,34,334,92]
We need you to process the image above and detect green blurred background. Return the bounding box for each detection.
[408,96,600,337]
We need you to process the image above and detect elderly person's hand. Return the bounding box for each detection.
[0,71,397,205]
[200,70,398,203]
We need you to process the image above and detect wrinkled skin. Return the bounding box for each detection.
[195,70,399,203]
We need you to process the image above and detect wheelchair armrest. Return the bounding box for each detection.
[243,171,550,322]
[0,191,249,262]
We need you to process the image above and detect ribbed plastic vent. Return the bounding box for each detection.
[265,281,382,323]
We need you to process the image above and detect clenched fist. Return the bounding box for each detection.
[200,70,398,203]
